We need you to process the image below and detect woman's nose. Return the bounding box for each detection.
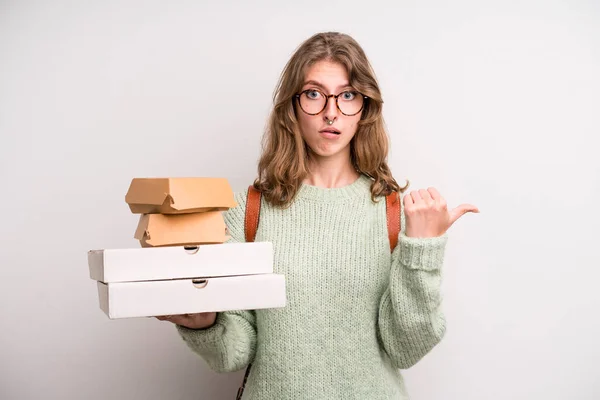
[323,95,339,121]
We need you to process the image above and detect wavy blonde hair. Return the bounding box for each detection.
[254,31,408,207]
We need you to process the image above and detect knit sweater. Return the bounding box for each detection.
[176,174,448,399]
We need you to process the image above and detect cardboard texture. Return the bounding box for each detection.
[125,177,237,214]
[88,242,275,283]
[97,274,287,319]
[134,211,229,247]
[88,176,286,320]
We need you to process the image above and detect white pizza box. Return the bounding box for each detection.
[97,273,286,319]
[88,242,273,283]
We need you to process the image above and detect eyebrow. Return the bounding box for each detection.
[302,80,353,92]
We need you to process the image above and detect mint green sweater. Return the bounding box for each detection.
[176,174,448,399]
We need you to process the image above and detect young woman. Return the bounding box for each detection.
[158,31,478,399]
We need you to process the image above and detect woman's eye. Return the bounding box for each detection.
[306,90,321,99]
[341,91,356,100]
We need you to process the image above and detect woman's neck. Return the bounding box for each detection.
[303,152,360,188]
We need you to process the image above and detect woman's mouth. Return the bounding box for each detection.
[319,128,341,138]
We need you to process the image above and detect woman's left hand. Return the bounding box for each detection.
[404,187,479,238]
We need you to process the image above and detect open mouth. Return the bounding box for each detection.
[319,128,340,135]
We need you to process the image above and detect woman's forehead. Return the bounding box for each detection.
[303,60,350,91]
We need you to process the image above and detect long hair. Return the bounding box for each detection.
[254,31,408,207]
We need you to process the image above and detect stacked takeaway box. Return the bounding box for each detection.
[87,177,286,319]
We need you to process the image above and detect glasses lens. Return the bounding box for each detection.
[337,91,364,115]
[299,90,326,114]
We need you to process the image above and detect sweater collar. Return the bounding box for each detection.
[294,174,372,202]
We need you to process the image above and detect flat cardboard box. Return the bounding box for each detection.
[97,274,286,319]
[125,177,237,214]
[88,242,274,283]
[134,211,229,247]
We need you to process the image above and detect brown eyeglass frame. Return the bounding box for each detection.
[295,89,368,116]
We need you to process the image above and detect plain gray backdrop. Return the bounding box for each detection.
[1,1,599,399]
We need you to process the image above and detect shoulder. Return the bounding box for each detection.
[380,189,406,232]
[222,187,253,243]
[224,189,250,220]
[233,189,249,209]
[223,186,267,222]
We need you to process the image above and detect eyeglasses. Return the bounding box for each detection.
[295,89,368,116]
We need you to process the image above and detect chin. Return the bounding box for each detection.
[309,144,350,159]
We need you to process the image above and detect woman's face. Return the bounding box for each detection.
[296,60,363,161]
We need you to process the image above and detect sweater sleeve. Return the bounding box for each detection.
[377,194,449,369]
[175,190,257,373]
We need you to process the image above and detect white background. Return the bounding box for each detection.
[1,1,599,399]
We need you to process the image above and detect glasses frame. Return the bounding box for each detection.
[295,89,368,117]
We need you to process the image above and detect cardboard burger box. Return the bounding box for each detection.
[125,177,237,214]
[88,177,287,319]
[134,211,229,247]
[126,177,237,248]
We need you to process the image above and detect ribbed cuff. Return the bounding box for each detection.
[175,313,225,347]
[399,232,448,271]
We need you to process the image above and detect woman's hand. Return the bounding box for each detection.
[155,312,217,330]
[404,187,479,238]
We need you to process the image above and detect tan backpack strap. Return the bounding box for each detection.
[386,191,401,252]
[244,186,262,243]
[238,185,261,399]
